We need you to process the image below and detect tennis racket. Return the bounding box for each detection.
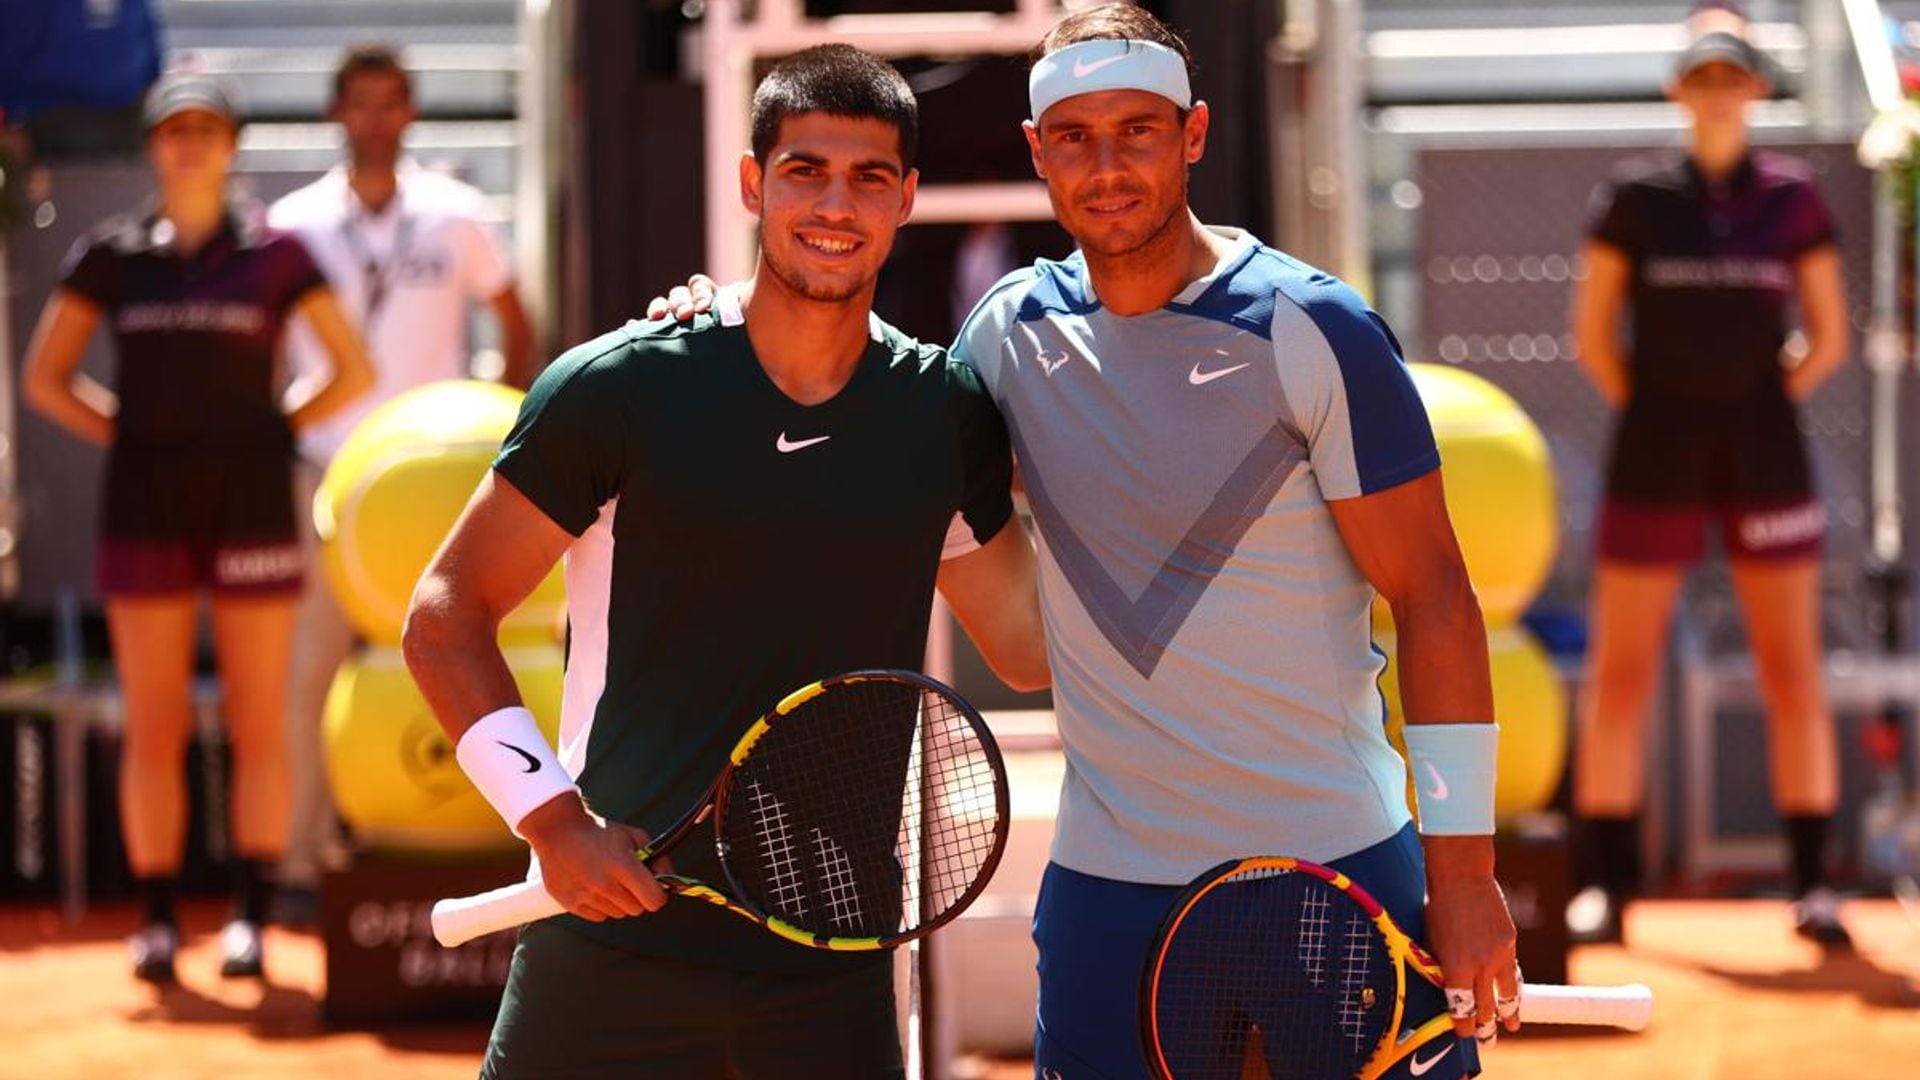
[431,669,1010,951]
[1141,856,1654,1080]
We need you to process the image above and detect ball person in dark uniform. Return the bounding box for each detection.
[1568,27,1852,945]
[21,74,375,981]
[401,47,1046,1077]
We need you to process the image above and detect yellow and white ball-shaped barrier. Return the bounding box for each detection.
[324,644,566,851]
[315,379,565,644]
[1406,363,1558,625]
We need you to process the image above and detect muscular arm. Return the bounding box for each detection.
[404,471,570,733]
[937,519,1049,692]
[403,470,666,919]
[21,291,115,446]
[487,284,538,390]
[283,288,377,432]
[1785,244,1848,402]
[1329,470,1516,1037]
[1329,473,1491,729]
[1572,241,1632,408]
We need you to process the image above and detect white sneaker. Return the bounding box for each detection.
[1791,886,1853,949]
[219,919,264,977]
[129,923,178,983]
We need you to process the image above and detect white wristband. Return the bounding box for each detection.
[1403,723,1499,836]
[454,706,578,835]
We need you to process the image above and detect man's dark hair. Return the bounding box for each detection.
[1034,2,1197,83]
[749,45,918,171]
[332,43,412,105]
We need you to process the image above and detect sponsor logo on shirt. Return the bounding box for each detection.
[118,301,268,336]
[1036,349,1072,377]
[391,253,451,285]
[1188,361,1250,385]
[776,432,832,454]
[1642,256,1792,292]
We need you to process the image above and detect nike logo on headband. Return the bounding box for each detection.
[1073,52,1131,79]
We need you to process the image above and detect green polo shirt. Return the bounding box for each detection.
[493,304,1012,972]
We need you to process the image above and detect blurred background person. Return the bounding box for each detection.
[1567,16,1852,947]
[19,72,375,982]
[267,43,536,918]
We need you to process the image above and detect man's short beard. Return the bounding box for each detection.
[758,224,870,303]
[1073,171,1189,263]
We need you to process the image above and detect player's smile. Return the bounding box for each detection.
[795,228,865,259]
[1080,193,1145,218]
[1082,189,1136,219]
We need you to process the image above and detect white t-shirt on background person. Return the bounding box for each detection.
[269,159,514,464]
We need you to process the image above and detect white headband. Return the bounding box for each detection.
[1028,39,1192,121]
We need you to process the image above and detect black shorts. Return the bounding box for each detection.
[96,445,302,597]
[1604,392,1813,507]
[481,920,903,1079]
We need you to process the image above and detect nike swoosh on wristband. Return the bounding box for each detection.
[776,433,832,453]
[1421,760,1450,801]
[1409,1042,1455,1076]
[497,741,542,774]
[1072,52,1130,79]
[1189,362,1250,385]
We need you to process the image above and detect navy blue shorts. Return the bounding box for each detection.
[1031,823,1478,1080]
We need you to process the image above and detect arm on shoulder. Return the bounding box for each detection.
[937,519,1049,693]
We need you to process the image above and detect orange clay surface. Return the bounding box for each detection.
[3,897,1918,1079]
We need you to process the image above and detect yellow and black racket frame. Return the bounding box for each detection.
[641,668,1012,952]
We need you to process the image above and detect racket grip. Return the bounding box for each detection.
[431,879,567,947]
[1519,983,1655,1031]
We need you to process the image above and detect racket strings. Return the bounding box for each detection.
[1151,869,1399,1079]
[719,677,1003,942]
[743,778,808,921]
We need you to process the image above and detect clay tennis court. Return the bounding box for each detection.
[4,895,1916,1079]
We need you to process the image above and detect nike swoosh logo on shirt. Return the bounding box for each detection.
[1421,760,1450,801]
[1073,53,1130,79]
[1188,362,1250,385]
[1409,1042,1455,1076]
[497,742,542,774]
[776,433,832,453]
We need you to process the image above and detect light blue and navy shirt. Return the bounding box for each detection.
[953,227,1440,884]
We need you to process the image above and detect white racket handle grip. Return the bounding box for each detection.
[1519,983,1654,1031]
[431,879,565,947]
